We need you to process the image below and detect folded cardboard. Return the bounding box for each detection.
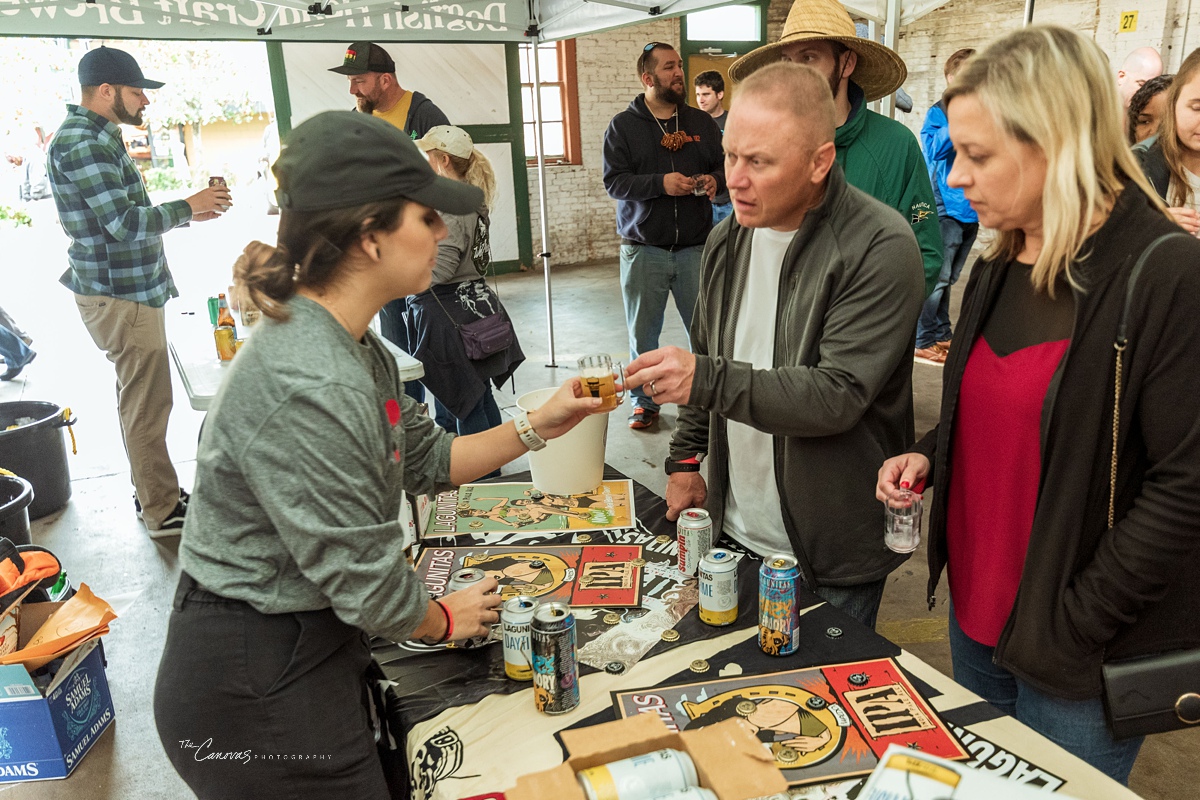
[506,712,789,800]
[0,602,115,783]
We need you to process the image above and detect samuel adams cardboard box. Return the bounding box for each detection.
[0,603,115,783]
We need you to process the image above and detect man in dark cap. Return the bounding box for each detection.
[47,46,231,537]
[330,41,451,400]
[330,41,450,139]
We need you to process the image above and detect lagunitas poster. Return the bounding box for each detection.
[414,545,644,607]
[612,658,967,787]
[423,481,635,536]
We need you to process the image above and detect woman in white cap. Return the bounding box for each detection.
[153,111,610,798]
[407,125,522,446]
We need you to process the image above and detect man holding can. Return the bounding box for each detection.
[47,46,231,536]
[602,42,725,431]
[624,63,924,628]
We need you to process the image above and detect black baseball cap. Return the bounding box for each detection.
[329,42,396,75]
[273,111,483,214]
[78,46,164,89]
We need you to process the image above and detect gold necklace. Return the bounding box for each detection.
[652,109,689,152]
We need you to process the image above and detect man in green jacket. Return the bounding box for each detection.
[625,63,924,629]
[729,0,941,298]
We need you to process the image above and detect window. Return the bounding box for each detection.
[684,5,761,42]
[519,41,581,165]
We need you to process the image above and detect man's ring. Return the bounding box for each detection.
[649,379,657,396]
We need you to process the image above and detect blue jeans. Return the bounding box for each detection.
[0,325,35,372]
[618,244,702,413]
[378,298,424,403]
[813,577,887,630]
[948,610,1143,784]
[712,201,733,225]
[915,217,979,348]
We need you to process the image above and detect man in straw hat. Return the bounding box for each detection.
[729,0,941,301]
[624,62,924,629]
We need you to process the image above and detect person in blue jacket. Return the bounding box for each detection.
[915,48,980,365]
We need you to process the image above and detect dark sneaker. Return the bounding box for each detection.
[135,488,190,520]
[628,407,659,430]
[148,499,188,539]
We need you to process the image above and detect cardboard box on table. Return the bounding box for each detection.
[0,602,115,783]
[506,713,789,800]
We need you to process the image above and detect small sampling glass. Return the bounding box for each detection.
[884,488,922,554]
[577,354,626,411]
[691,174,708,196]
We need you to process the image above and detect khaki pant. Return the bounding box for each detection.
[74,294,180,529]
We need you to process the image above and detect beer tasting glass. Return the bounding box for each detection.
[577,354,626,411]
[884,487,922,554]
[691,174,708,196]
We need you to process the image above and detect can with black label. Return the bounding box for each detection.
[501,595,538,681]
[531,602,579,715]
[698,548,738,627]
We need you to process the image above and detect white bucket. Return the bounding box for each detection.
[516,387,608,496]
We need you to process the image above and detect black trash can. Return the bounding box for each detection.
[0,402,76,520]
[0,474,33,546]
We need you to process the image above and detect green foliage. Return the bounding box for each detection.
[0,206,33,228]
[142,167,191,192]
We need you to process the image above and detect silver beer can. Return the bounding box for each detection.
[501,595,539,681]
[676,508,713,576]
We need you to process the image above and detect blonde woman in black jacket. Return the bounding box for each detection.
[877,27,1200,784]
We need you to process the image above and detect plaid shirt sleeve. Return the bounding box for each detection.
[52,138,190,243]
[48,106,192,308]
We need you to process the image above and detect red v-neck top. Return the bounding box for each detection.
[946,263,1074,647]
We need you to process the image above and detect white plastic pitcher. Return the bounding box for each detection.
[516,387,608,496]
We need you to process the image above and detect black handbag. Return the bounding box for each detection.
[1100,232,1200,740]
[431,212,516,361]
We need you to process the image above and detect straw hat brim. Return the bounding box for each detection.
[728,34,907,102]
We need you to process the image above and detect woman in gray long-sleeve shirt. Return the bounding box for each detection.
[153,111,609,800]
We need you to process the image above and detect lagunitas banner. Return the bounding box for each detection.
[0,0,520,42]
[0,0,754,43]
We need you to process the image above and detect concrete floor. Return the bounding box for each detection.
[1,195,1195,798]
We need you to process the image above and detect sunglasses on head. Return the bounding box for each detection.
[643,42,668,52]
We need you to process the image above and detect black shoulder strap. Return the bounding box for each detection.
[1117,232,1190,347]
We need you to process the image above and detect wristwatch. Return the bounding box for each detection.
[665,455,703,475]
[514,410,547,452]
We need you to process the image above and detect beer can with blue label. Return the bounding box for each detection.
[501,595,539,681]
[532,602,579,714]
[759,554,799,656]
[698,549,738,627]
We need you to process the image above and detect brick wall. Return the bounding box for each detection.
[895,0,1198,140]
[532,0,1199,267]
[527,19,680,266]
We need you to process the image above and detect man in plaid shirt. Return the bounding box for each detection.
[48,46,232,536]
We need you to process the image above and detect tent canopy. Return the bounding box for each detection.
[0,0,950,43]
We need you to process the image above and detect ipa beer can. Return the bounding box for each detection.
[447,568,485,593]
[577,749,699,800]
[759,554,800,656]
[676,509,713,576]
[214,325,236,361]
[531,602,579,715]
[448,568,492,647]
[698,548,738,627]
[501,595,539,681]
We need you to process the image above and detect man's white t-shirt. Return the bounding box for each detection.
[722,226,796,557]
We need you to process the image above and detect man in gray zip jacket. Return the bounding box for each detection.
[626,63,924,628]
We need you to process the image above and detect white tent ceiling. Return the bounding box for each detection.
[0,0,950,43]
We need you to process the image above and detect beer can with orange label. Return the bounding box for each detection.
[215,326,236,361]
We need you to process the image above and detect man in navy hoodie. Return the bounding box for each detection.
[603,43,724,430]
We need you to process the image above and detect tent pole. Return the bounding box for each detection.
[1024,0,1035,25]
[530,39,558,367]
